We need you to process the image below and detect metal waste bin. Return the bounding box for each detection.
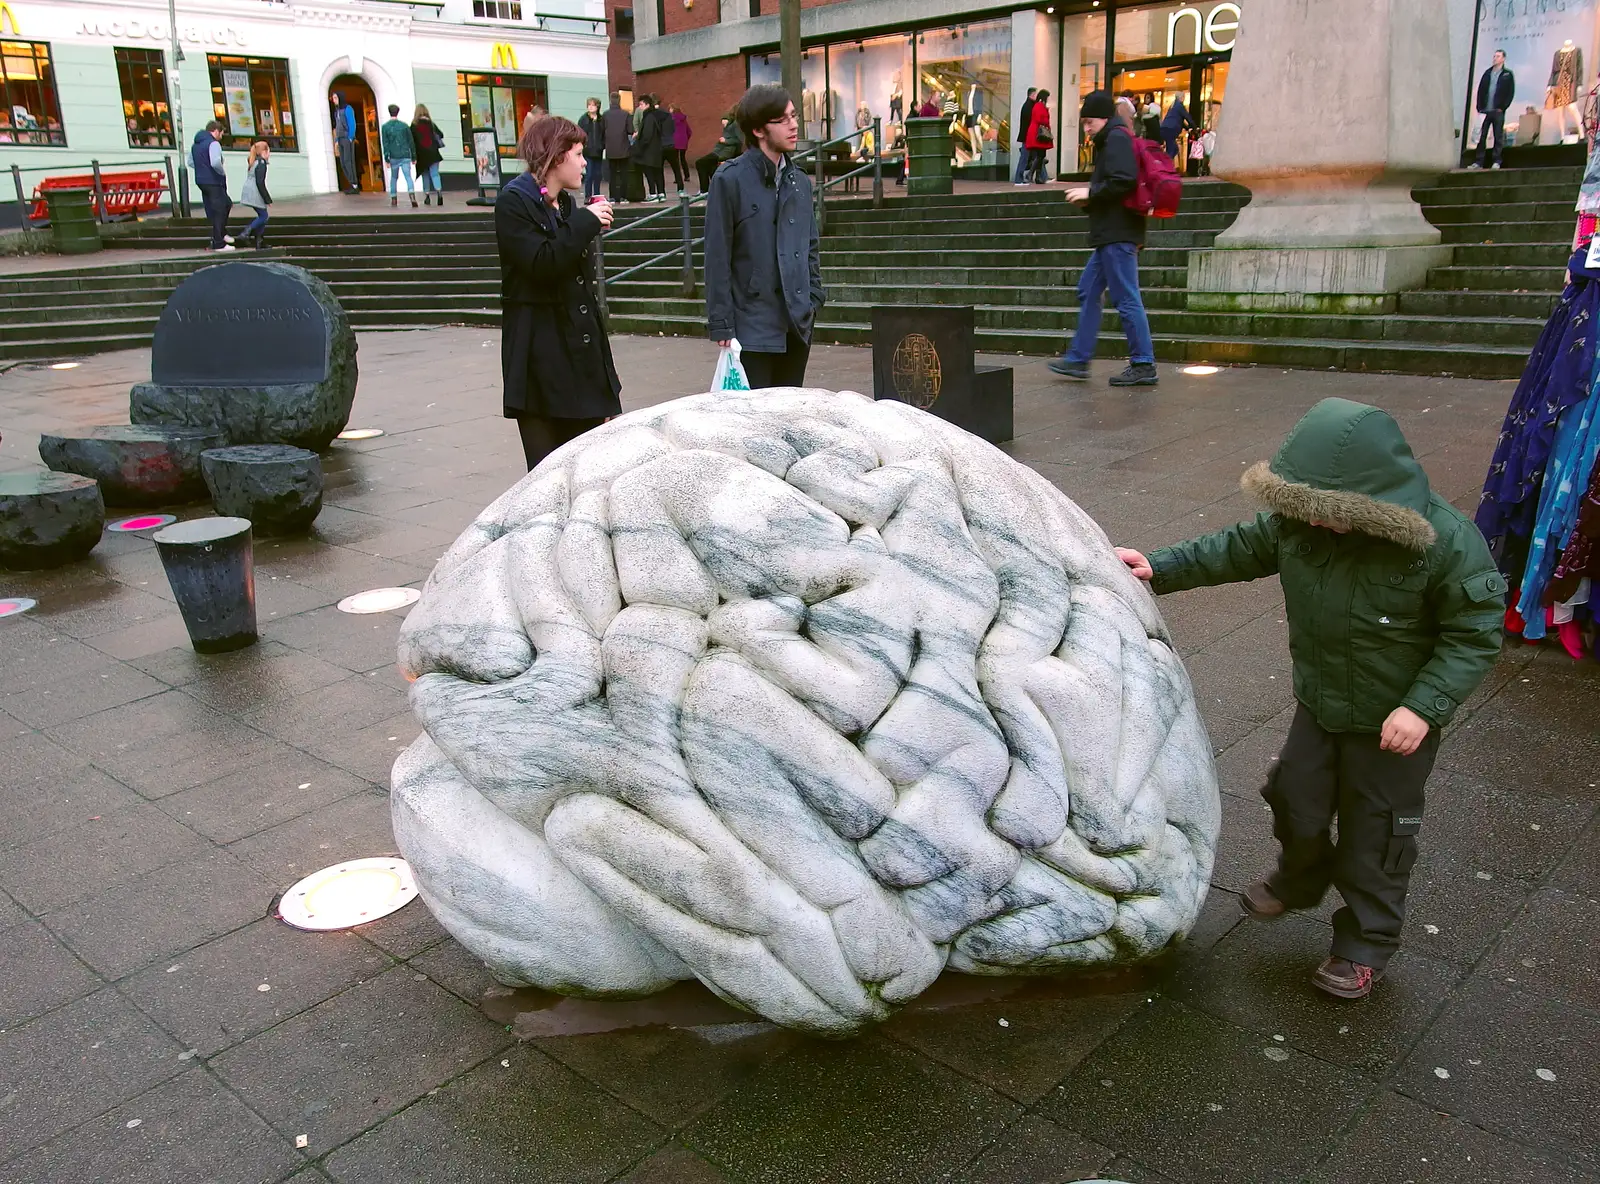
[45,188,102,255]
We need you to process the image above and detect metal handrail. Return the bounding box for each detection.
[608,236,706,285]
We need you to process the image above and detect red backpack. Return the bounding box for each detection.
[1122,132,1183,218]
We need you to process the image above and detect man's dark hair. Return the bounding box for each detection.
[1037,89,1050,103]
[735,84,793,144]
[205,119,223,133]
[1026,86,1037,96]
[609,91,621,104]
[388,104,399,116]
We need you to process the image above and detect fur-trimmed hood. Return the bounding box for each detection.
[1241,398,1436,551]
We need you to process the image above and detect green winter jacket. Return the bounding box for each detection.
[1149,398,1506,734]
[380,118,414,162]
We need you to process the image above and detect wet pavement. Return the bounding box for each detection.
[1,331,1597,1184]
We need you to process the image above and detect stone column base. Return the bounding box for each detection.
[1186,245,1455,313]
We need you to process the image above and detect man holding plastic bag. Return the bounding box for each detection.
[704,84,826,390]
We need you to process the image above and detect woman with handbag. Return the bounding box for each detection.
[495,116,621,472]
[411,104,446,205]
[1024,89,1053,184]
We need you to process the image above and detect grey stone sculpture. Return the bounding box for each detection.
[392,390,1220,1035]
[201,444,323,535]
[39,424,223,506]
[129,262,357,452]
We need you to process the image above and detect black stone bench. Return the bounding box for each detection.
[0,472,105,570]
[38,424,223,507]
[200,444,323,535]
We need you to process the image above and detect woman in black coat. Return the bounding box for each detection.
[495,116,620,471]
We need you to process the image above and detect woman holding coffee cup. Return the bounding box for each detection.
[495,115,621,471]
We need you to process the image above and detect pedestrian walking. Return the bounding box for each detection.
[381,104,417,207]
[704,84,825,388]
[1474,48,1515,169]
[495,115,619,472]
[602,92,633,204]
[578,98,605,202]
[1200,126,1216,175]
[1023,89,1052,184]
[1160,94,1194,161]
[696,111,743,192]
[1048,91,1157,387]
[1116,398,1505,1000]
[669,103,692,194]
[634,95,669,201]
[332,92,359,194]
[191,121,234,251]
[1013,87,1038,185]
[917,94,940,118]
[411,104,446,205]
[239,140,272,249]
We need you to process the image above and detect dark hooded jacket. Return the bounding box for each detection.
[1083,116,1144,248]
[1148,398,1506,734]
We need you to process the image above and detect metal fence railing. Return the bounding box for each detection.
[8,156,186,231]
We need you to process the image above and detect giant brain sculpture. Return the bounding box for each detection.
[392,389,1220,1035]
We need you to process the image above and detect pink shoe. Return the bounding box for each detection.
[1558,619,1585,661]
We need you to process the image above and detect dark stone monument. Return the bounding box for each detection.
[0,472,105,570]
[38,424,223,506]
[153,516,258,653]
[129,262,358,452]
[201,444,323,535]
[871,305,1013,445]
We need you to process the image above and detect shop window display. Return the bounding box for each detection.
[0,40,66,146]
[916,19,1011,169]
[115,46,173,149]
[458,71,548,157]
[1072,12,1107,171]
[827,36,912,158]
[748,50,826,137]
[1469,4,1593,149]
[206,55,296,152]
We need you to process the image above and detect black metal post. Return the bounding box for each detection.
[11,163,26,231]
[814,144,825,236]
[163,155,178,219]
[872,116,883,208]
[1461,0,1484,167]
[593,235,609,322]
[90,160,107,224]
[177,163,189,217]
[679,192,695,297]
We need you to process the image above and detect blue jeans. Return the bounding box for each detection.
[1064,241,1155,365]
[584,157,603,200]
[1475,110,1505,166]
[388,159,415,194]
[1012,148,1029,183]
[245,206,268,238]
[419,162,442,192]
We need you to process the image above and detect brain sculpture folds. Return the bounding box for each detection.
[392,389,1220,1035]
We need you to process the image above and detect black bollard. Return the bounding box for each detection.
[153,516,258,653]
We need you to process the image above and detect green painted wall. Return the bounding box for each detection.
[547,74,606,122]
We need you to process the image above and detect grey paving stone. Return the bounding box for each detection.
[1206,789,1280,896]
[46,849,277,979]
[87,725,290,802]
[1435,703,1600,802]
[0,730,142,849]
[1169,912,1462,1076]
[1551,814,1600,897]
[0,988,184,1162]
[302,710,419,786]
[0,661,168,729]
[1402,851,1535,968]
[608,1145,731,1184]
[322,1044,662,1184]
[1305,1088,1597,1184]
[17,582,175,644]
[0,1067,304,1184]
[351,897,449,961]
[950,1114,1115,1184]
[121,918,391,1057]
[159,751,374,844]
[0,802,210,913]
[1478,888,1600,1012]
[238,678,407,749]
[45,688,237,764]
[2,618,124,688]
[681,1035,1021,1184]
[0,918,102,1025]
[225,790,397,887]
[0,886,25,928]
[405,938,493,1004]
[1420,771,1597,887]
[1397,977,1600,1173]
[1040,999,1373,1184]
[170,643,353,714]
[210,966,510,1154]
[263,606,406,676]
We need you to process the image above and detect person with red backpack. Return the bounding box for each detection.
[1048,90,1158,388]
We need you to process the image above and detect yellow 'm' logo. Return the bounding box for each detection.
[490,42,517,69]
[0,4,20,34]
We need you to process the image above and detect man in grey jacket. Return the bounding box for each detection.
[703,84,825,388]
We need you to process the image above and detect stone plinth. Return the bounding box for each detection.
[0,472,104,570]
[1192,0,1456,305]
[129,262,357,452]
[201,444,323,535]
[905,117,953,197]
[390,389,1221,1036]
[38,424,223,506]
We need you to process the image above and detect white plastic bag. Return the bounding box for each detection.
[711,338,750,391]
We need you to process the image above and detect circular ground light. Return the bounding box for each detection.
[1180,365,1221,376]
[337,428,385,441]
[338,586,421,615]
[278,857,418,931]
[0,597,37,618]
[49,361,81,370]
[108,513,178,533]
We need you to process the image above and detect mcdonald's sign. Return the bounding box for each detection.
[490,42,517,70]
[0,4,20,35]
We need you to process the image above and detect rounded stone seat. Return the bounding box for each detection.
[200,444,323,536]
[38,424,223,507]
[0,471,105,570]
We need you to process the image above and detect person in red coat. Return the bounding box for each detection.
[1022,89,1052,184]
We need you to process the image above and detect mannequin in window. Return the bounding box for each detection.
[1550,39,1583,110]
[889,75,904,123]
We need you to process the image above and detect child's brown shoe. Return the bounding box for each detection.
[1241,881,1288,920]
[1312,957,1383,1000]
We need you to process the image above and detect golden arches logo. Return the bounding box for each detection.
[490,42,517,70]
[0,4,19,34]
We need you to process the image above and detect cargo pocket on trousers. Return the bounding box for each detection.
[1383,813,1422,875]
